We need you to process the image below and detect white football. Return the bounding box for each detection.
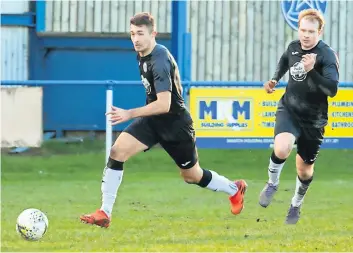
[16,208,49,241]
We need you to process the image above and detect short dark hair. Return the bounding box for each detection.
[130,12,155,32]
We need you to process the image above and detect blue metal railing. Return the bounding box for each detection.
[2,80,353,102]
[2,80,353,87]
[2,80,353,135]
[2,79,353,98]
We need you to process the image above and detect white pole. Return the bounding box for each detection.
[105,88,113,164]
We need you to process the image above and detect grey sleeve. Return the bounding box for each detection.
[272,47,289,81]
[151,53,172,94]
[321,49,339,82]
[308,49,339,97]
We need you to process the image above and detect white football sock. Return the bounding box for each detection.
[100,167,124,217]
[206,170,238,196]
[268,157,285,186]
[291,176,310,207]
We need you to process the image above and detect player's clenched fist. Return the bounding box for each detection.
[301,53,317,72]
[264,80,277,94]
[106,106,132,125]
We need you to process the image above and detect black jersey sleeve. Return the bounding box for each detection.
[272,46,290,81]
[151,52,172,94]
[308,48,339,97]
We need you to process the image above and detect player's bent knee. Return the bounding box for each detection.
[274,144,293,159]
[180,163,203,184]
[110,145,129,162]
[296,155,314,180]
[109,132,148,162]
[297,166,314,179]
[183,176,198,184]
[181,172,201,184]
[274,133,295,159]
[110,143,133,162]
[296,154,314,178]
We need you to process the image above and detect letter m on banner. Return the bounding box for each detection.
[199,100,217,119]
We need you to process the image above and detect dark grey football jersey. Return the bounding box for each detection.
[137,44,186,117]
[272,40,339,127]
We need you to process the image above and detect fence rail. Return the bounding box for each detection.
[2,80,353,87]
[2,80,353,153]
[2,80,353,99]
[2,79,353,103]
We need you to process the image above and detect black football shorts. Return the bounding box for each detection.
[274,108,325,165]
[123,115,198,169]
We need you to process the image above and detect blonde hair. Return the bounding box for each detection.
[298,9,325,31]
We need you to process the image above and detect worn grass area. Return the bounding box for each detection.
[1,141,353,252]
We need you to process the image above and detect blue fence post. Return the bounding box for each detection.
[171,0,187,80]
[183,33,192,82]
[182,33,191,103]
[35,0,46,32]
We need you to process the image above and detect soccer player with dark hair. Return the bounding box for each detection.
[259,9,339,224]
[80,12,247,228]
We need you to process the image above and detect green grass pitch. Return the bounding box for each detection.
[1,141,353,251]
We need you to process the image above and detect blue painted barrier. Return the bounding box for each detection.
[1,80,146,135]
[1,80,353,139]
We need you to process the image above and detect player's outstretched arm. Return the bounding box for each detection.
[107,91,171,125]
[129,91,171,118]
[272,49,289,82]
[264,49,289,94]
[307,50,339,98]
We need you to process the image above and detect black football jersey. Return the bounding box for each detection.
[137,44,187,119]
[272,40,339,127]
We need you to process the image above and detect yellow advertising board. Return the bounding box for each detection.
[189,87,353,148]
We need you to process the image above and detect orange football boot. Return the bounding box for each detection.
[80,209,110,228]
[229,180,247,215]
